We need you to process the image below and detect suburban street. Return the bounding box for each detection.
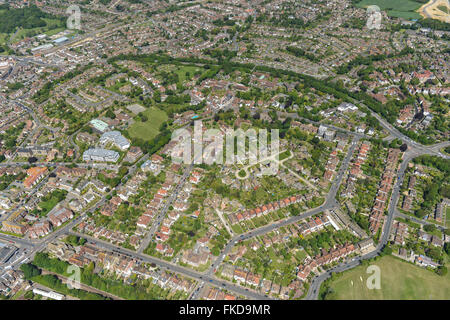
[304,118,450,300]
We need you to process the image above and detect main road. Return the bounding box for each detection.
[68,231,271,300]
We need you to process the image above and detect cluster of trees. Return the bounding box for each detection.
[21,257,108,300]
[20,263,41,279]
[6,82,24,91]
[164,101,204,118]
[269,13,306,28]
[65,235,87,247]
[32,252,170,300]
[164,93,191,105]
[413,156,449,218]
[397,127,436,145]
[130,126,172,157]
[337,47,414,75]
[97,166,128,188]
[342,17,365,29]
[0,122,25,150]
[392,18,450,32]
[31,189,67,218]
[0,4,64,34]
[212,16,237,27]
[0,171,26,191]
[285,46,319,63]
[203,48,237,65]
[297,230,357,257]
[413,155,449,176]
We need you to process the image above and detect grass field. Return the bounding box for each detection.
[174,65,204,84]
[355,0,423,20]
[127,107,168,141]
[325,255,450,300]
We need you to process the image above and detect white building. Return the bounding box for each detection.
[99,131,130,150]
[337,102,358,112]
[32,288,65,300]
[83,148,120,163]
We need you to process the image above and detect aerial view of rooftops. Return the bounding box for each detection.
[0,0,448,309]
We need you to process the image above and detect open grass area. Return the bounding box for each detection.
[127,107,168,141]
[156,64,204,85]
[279,150,291,161]
[355,0,423,20]
[173,65,204,84]
[36,190,67,217]
[325,255,450,300]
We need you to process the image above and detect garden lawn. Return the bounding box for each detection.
[127,107,168,141]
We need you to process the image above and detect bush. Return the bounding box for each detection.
[20,263,41,279]
[423,224,436,233]
[436,266,447,276]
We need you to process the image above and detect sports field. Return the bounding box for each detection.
[127,107,168,141]
[355,0,423,20]
[325,255,450,300]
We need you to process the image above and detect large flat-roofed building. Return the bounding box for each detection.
[90,119,109,133]
[32,288,65,300]
[83,148,119,163]
[99,131,130,150]
[0,243,18,265]
[53,36,69,44]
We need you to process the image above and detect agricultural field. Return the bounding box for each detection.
[324,255,450,300]
[355,0,424,20]
[127,107,168,141]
